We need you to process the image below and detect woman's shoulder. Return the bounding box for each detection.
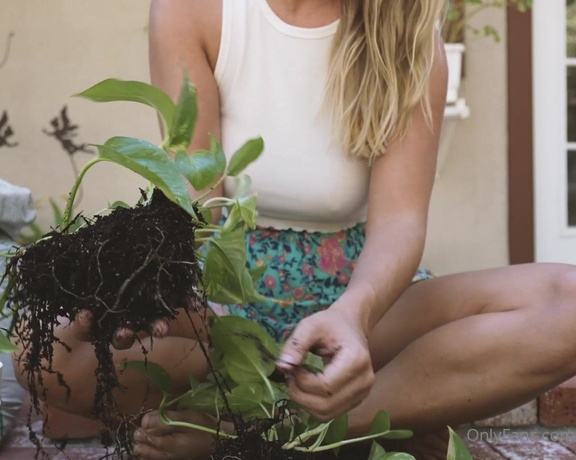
[150,0,222,69]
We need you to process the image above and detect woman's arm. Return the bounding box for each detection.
[149,0,224,216]
[277,35,448,422]
[334,34,449,335]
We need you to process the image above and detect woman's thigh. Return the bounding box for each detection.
[368,263,576,370]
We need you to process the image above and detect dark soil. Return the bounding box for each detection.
[211,433,313,460]
[3,189,203,456]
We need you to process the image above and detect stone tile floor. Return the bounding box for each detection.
[4,408,576,459]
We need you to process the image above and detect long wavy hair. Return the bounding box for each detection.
[326,0,447,162]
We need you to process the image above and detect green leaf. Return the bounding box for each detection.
[75,79,175,134]
[323,413,348,447]
[0,331,18,353]
[447,427,473,460]
[368,442,386,460]
[203,228,266,304]
[49,198,64,226]
[175,136,226,191]
[123,361,172,395]
[0,276,15,317]
[370,411,391,435]
[188,373,200,390]
[211,316,278,384]
[96,137,194,216]
[232,175,252,199]
[304,353,324,374]
[177,382,222,416]
[248,265,267,284]
[108,200,130,209]
[199,206,213,224]
[227,138,264,176]
[381,453,416,460]
[223,202,243,231]
[223,196,258,232]
[168,75,198,152]
[238,195,258,229]
[262,381,289,406]
[226,383,264,412]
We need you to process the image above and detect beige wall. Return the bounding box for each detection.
[422,9,510,273]
[0,2,509,273]
[0,0,153,225]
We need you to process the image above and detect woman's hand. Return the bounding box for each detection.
[133,410,216,460]
[276,298,375,422]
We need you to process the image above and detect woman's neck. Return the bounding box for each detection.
[266,0,341,28]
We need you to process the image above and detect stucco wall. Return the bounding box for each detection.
[0,1,153,228]
[422,9,510,273]
[0,2,509,273]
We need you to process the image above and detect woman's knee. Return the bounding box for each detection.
[526,264,576,376]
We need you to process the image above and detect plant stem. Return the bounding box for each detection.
[0,253,14,258]
[309,425,329,450]
[193,174,227,204]
[62,157,104,228]
[282,421,332,450]
[159,397,236,440]
[203,197,234,207]
[162,417,237,440]
[296,430,396,453]
[258,403,272,419]
[195,228,221,234]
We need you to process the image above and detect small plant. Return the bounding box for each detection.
[0,76,265,457]
[0,76,473,460]
[128,315,472,460]
[442,0,533,44]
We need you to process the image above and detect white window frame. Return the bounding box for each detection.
[533,0,576,262]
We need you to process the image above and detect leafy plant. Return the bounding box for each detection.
[1,75,266,324]
[127,315,473,460]
[442,0,532,44]
[0,76,474,459]
[0,76,267,457]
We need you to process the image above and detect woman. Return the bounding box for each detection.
[16,0,576,459]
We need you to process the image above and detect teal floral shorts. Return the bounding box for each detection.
[210,223,436,342]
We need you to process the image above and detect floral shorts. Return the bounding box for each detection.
[210,223,436,342]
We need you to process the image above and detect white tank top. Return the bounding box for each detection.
[215,0,370,232]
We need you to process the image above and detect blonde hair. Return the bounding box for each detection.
[326,0,447,162]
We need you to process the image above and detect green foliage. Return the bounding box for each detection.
[0,328,18,353]
[447,427,473,460]
[70,77,264,308]
[127,315,472,459]
[1,76,266,355]
[175,134,226,191]
[227,138,265,177]
[2,76,475,460]
[168,75,198,152]
[443,0,533,44]
[96,137,195,216]
[202,228,266,304]
[75,79,175,136]
[367,443,416,460]
[211,315,279,384]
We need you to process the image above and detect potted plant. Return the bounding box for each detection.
[442,0,533,104]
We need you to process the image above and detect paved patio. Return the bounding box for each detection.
[5,405,576,460]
